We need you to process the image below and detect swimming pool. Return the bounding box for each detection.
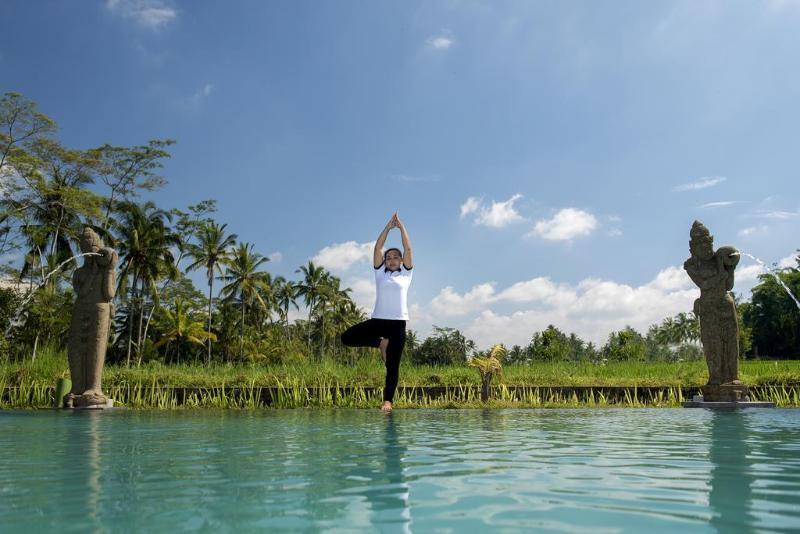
[1,409,798,532]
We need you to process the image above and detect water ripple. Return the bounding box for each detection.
[1,408,799,532]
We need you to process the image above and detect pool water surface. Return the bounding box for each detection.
[1,408,799,532]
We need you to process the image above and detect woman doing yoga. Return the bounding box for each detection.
[341,213,413,413]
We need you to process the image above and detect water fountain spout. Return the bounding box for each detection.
[730,252,800,311]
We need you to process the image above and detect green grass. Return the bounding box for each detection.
[3,345,799,409]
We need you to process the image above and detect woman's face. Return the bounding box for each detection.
[385,250,402,271]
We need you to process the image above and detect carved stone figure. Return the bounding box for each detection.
[683,221,747,401]
[64,227,117,408]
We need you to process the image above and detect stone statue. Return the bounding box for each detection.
[64,227,118,408]
[683,220,746,401]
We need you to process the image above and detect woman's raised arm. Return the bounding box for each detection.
[396,215,413,269]
[374,215,396,268]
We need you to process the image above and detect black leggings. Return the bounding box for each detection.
[341,318,406,402]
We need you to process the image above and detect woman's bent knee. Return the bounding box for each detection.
[340,331,355,347]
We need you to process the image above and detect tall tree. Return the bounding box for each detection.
[185,221,237,365]
[0,92,57,258]
[96,140,174,230]
[153,299,216,364]
[316,274,351,359]
[333,299,365,362]
[743,258,800,359]
[115,201,178,366]
[274,276,299,341]
[10,138,104,285]
[295,261,326,357]
[527,325,572,362]
[219,242,270,361]
[602,327,647,362]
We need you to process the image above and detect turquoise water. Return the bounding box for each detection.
[1,409,799,533]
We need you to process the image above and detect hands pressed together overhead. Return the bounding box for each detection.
[375,211,413,269]
[386,212,404,230]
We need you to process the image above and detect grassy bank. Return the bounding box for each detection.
[3,347,799,408]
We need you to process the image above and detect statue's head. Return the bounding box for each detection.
[79,227,103,254]
[689,220,714,260]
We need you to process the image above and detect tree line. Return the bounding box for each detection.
[1,92,798,366]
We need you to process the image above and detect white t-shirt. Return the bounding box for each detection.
[372,265,413,320]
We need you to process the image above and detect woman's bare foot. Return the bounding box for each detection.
[379,337,389,364]
[381,401,393,413]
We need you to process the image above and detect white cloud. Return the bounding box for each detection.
[427,33,454,49]
[475,194,525,228]
[189,83,214,105]
[429,276,579,318]
[267,251,283,263]
[429,283,496,317]
[764,0,800,11]
[106,0,177,29]
[458,268,700,348]
[496,277,578,307]
[738,225,769,237]
[754,210,799,220]
[646,265,693,292]
[287,306,307,324]
[737,264,765,283]
[347,277,376,312]
[460,196,482,219]
[605,215,622,237]
[417,248,798,349]
[779,254,798,269]
[311,241,374,273]
[529,208,597,241]
[460,194,525,228]
[701,200,741,208]
[672,176,727,192]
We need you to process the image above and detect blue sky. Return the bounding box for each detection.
[2,0,798,347]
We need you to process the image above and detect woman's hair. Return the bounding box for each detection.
[383,247,402,260]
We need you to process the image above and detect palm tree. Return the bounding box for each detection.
[274,276,299,341]
[253,272,277,328]
[14,139,103,286]
[316,274,351,359]
[405,329,419,357]
[115,201,178,366]
[295,261,326,357]
[219,242,270,361]
[677,312,700,344]
[185,221,237,365]
[152,299,216,363]
[331,297,364,362]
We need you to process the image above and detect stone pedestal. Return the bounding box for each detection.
[682,397,775,408]
[702,383,750,402]
[683,385,776,408]
[63,393,115,409]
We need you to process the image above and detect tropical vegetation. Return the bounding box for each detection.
[1,91,799,377]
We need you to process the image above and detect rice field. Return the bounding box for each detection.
[2,346,799,408]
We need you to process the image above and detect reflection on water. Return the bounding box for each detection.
[708,411,756,532]
[1,409,799,532]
